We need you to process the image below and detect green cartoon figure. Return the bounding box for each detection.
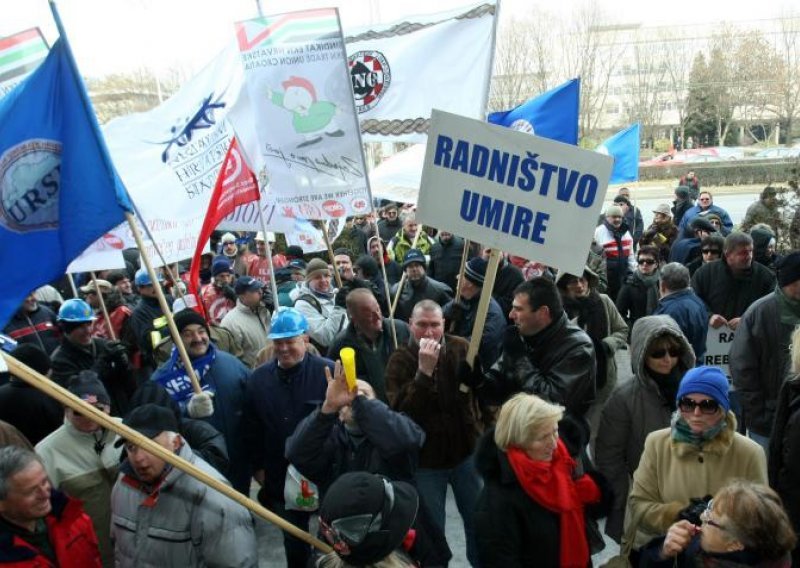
[267,76,344,148]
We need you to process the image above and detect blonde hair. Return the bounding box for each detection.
[316,551,416,568]
[493,393,563,451]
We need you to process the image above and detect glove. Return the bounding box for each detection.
[222,285,237,303]
[93,341,129,379]
[260,289,275,312]
[187,391,215,418]
[457,355,484,390]
[677,495,712,526]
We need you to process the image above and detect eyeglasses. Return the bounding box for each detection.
[701,249,721,255]
[638,259,657,266]
[678,397,720,415]
[701,499,729,531]
[648,347,680,359]
[319,478,395,554]
[699,198,711,202]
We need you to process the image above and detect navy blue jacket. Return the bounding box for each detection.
[668,236,701,265]
[653,289,708,363]
[443,296,506,367]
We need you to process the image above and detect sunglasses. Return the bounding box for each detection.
[638,259,657,266]
[678,397,720,415]
[702,249,721,255]
[648,347,680,359]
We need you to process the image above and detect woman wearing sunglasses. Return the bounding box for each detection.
[616,245,662,340]
[640,481,796,567]
[624,366,768,562]
[595,315,695,543]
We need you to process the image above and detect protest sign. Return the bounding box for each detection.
[416,110,613,276]
[703,324,735,376]
[67,234,127,274]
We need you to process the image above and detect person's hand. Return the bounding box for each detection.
[727,317,741,330]
[321,362,356,415]
[660,520,698,559]
[418,338,441,376]
[187,391,214,418]
[709,314,728,329]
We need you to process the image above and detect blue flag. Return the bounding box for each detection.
[597,123,640,184]
[488,78,580,145]
[0,39,133,328]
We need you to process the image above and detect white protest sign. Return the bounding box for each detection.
[416,110,613,275]
[703,324,735,376]
[67,234,127,273]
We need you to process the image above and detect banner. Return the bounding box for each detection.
[344,2,496,142]
[67,234,127,273]
[703,324,734,376]
[233,8,372,221]
[597,122,640,184]
[0,28,48,100]
[416,110,613,275]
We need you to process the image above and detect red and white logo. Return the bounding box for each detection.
[322,200,345,218]
[348,51,391,114]
[351,197,368,212]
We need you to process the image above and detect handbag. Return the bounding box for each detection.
[283,464,319,512]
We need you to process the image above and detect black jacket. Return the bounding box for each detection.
[691,258,776,320]
[0,381,63,446]
[615,272,659,337]
[129,295,172,370]
[491,259,525,322]
[769,376,800,565]
[429,236,468,291]
[2,305,61,355]
[391,275,453,322]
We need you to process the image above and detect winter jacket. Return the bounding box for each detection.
[478,313,596,419]
[729,292,794,437]
[428,236,468,291]
[385,335,481,469]
[390,275,453,323]
[769,376,800,560]
[111,442,257,567]
[678,204,734,234]
[129,295,172,371]
[326,318,410,402]
[672,199,694,228]
[0,490,101,568]
[741,199,782,237]
[668,236,702,266]
[242,353,331,503]
[491,259,525,321]
[595,315,695,541]
[2,305,60,355]
[594,221,636,298]
[246,254,288,284]
[640,221,679,262]
[443,295,506,367]
[219,300,271,368]
[626,413,768,549]
[653,288,709,362]
[616,271,660,336]
[377,217,402,243]
[199,283,235,325]
[292,284,349,351]
[36,422,121,568]
[388,229,433,265]
[0,381,63,446]
[286,396,425,492]
[691,258,776,320]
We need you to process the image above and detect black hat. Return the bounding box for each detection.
[402,249,426,269]
[115,403,179,447]
[67,370,111,407]
[173,309,209,334]
[11,343,51,376]
[464,257,488,286]
[234,276,263,295]
[675,186,691,198]
[777,252,800,287]
[613,195,631,207]
[689,217,716,234]
[319,472,418,566]
[211,258,233,276]
[285,245,305,259]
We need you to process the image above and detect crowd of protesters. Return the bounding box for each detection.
[0,178,798,568]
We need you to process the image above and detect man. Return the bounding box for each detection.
[353,254,391,315]
[617,187,644,247]
[220,276,271,368]
[107,271,138,308]
[242,308,331,568]
[679,170,700,198]
[2,293,60,355]
[730,252,800,450]
[276,259,306,307]
[652,262,708,363]
[111,404,257,567]
[388,214,433,265]
[377,202,402,243]
[151,309,251,493]
[672,185,694,228]
[129,268,172,374]
[292,258,349,352]
[368,235,401,285]
[327,288,410,401]
[36,372,120,567]
[0,446,101,566]
[594,204,636,300]
[692,232,776,331]
[385,300,482,567]
[669,217,717,266]
[82,279,133,343]
[247,231,287,283]
[199,258,236,325]
[741,186,782,238]
[442,257,506,367]
[391,249,453,323]
[429,231,468,291]
[470,278,596,422]
[678,191,734,235]
[481,249,525,321]
[220,231,253,276]
[51,299,134,417]
[333,249,356,282]
[686,234,725,276]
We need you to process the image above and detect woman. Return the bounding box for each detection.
[625,366,768,556]
[641,481,796,567]
[595,315,695,542]
[474,393,607,567]
[686,234,724,276]
[640,204,678,262]
[615,245,661,338]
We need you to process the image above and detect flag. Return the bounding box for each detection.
[187,136,260,307]
[0,38,133,328]
[597,123,640,184]
[488,78,580,145]
[343,2,497,142]
[0,28,49,100]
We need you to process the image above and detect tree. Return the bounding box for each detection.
[87,68,183,124]
[660,28,697,143]
[622,34,669,145]
[684,52,717,145]
[776,12,800,144]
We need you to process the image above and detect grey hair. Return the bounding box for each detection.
[0,447,43,500]
[724,232,753,254]
[660,262,690,291]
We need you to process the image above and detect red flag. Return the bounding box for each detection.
[188,137,260,314]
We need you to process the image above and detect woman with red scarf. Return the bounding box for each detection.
[474,393,609,567]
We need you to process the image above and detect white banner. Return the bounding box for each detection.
[344,2,496,143]
[369,143,425,204]
[66,233,127,273]
[703,324,735,376]
[416,110,613,275]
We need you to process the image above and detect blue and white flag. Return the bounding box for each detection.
[488,78,580,145]
[0,39,133,328]
[597,123,640,184]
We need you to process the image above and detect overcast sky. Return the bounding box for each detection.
[0,0,794,77]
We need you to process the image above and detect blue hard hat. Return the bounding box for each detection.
[268,308,309,339]
[57,298,96,323]
[134,268,163,288]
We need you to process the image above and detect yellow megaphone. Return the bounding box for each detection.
[339,347,357,392]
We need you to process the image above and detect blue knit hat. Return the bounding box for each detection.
[211,257,232,276]
[676,366,730,412]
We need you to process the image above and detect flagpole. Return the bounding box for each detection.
[389,230,422,318]
[370,226,398,349]
[256,209,281,313]
[322,222,344,290]
[90,271,116,341]
[125,212,202,395]
[67,273,78,299]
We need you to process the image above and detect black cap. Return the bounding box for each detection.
[285,245,305,259]
[115,403,179,447]
[67,370,111,407]
[173,309,209,334]
[690,217,716,234]
[234,276,264,295]
[402,249,426,269]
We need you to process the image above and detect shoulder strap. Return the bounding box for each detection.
[294,294,323,314]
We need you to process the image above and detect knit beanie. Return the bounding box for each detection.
[67,370,111,407]
[605,205,623,217]
[173,309,209,335]
[464,257,488,286]
[211,258,232,276]
[306,258,330,282]
[676,366,730,412]
[776,252,800,288]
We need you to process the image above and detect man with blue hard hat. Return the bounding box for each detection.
[242,308,333,568]
[129,268,172,374]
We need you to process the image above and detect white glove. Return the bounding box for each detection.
[187,391,214,418]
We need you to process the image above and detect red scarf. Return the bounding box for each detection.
[506,440,600,568]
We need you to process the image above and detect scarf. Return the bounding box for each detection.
[670,411,727,448]
[634,270,661,314]
[648,368,682,410]
[563,292,608,343]
[775,287,800,325]
[154,342,217,404]
[506,440,600,567]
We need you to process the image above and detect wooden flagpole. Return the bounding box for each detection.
[322,222,344,289]
[465,248,501,366]
[90,272,116,341]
